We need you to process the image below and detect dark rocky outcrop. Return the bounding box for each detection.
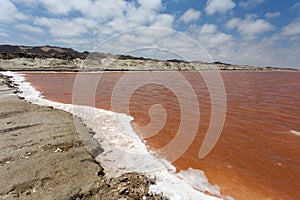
[0,45,89,60]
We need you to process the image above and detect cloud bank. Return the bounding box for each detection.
[0,0,299,68]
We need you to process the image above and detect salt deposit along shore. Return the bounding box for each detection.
[0,72,229,200]
[0,73,166,200]
[0,71,228,200]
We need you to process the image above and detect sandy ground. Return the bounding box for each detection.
[0,74,166,200]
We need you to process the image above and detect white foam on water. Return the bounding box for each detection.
[176,168,221,197]
[290,130,300,137]
[2,71,227,200]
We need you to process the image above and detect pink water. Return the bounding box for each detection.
[24,71,300,199]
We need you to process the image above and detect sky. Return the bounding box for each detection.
[0,0,300,68]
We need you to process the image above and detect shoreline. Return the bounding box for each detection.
[0,73,166,199]
[1,71,226,200]
[2,71,226,200]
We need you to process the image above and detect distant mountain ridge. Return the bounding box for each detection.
[0,45,88,59]
[0,45,297,71]
[0,45,189,63]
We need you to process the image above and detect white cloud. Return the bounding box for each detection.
[135,28,174,38]
[197,24,233,48]
[225,18,239,29]
[34,17,95,38]
[231,38,300,68]
[185,23,234,62]
[38,0,73,15]
[239,0,266,8]
[0,27,10,37]
[137,0,162,11]
[205,0,235,15]
[28,0,172,38]
[125,0,171,28]
[15,24,44,34]
[54,38,93,51]
[118,34,155,46]
[188,27,300,68]
[0,0,26,22]
[265,12,280,19]
[4,1,173,43]
[292,1,300,9]
[99,28,211,62]
[102,8,174,34]
[106,17,130,33]
[282,18,300,36]
[82,0,128,21]
[35,0,94,16]
[179,8,201,24]
[126,7,158,27]
[35,0,163,23]
[226,15,274,39]
[22,0,128,23]
[0,32,9,37]
[152,14,174,28]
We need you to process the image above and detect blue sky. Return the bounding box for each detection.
[0,0,300,68]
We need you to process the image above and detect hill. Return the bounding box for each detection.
[0,45,297,71]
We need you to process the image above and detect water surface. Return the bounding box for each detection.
[24,71,300,199]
